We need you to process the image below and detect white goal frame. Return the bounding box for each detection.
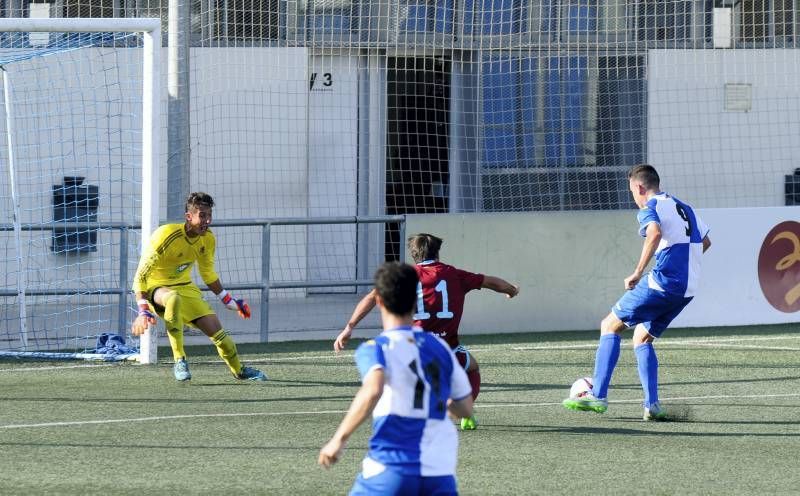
[0,18,161,364]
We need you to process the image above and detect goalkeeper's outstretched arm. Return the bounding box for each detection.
[209,279,251,319]
[334,289,377,352]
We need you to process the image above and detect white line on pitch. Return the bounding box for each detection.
[0,363,116,373]
[685,343,800,351]
[0,409,349,430]
[511,334,800,351]
[2,392,798,431]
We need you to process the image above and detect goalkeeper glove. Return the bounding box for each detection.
[219,290,251,319]
[137,299,156,323]
[132,299,156,336]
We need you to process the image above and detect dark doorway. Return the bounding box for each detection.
[386,57,451,260]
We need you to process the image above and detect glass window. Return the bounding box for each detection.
[598,0,628,37]
[637,0,693,42]
[564,0,598,34]
[464,0,526,35]
[226,0,280,40]
[774,0,794,41]
[307,0,357,33]
[739,0,769,42]
[597,56,646,168]
[481,56,521,167]
[543,56,588,167]
[528,0,557,37]
[401,0,454,33]
[62,0,114,18]
[481,56,600,167]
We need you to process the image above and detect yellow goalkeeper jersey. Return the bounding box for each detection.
[133,223,219,294]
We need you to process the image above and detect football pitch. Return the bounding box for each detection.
[0,324,797,495]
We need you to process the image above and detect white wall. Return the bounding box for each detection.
[648,50,800,208]
[307,55,359,291]
[407,207,800,335]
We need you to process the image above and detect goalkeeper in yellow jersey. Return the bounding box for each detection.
[130,192,266,382]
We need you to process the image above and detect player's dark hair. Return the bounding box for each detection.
[185,192,215,212]
[407,233,443,264]
[374,262,418,316]
[628,164,660,190]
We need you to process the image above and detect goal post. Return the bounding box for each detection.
[0,18,160,364]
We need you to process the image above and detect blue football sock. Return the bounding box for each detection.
[635,343,659,407]
[592,334,621,399]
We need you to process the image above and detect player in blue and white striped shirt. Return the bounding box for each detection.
[563,164,712,420]
[319,262,473,495]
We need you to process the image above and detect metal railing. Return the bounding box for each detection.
[0,215,405,343]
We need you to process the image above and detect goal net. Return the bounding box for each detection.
[0,19,160,362]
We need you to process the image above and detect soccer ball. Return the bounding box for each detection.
[569,377,594,399]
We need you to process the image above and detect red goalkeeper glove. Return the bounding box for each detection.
[219,290,251,319]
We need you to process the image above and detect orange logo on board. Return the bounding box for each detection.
[758,221,800,313]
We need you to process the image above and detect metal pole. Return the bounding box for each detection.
[260,223,271,342]
[2,66,27,349]
[117,227,130,336]
[141,21,162,365]
[398,216,406,263]
[168,0,191,219]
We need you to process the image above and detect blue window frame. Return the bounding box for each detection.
[403,0,455,33]
[307,0,358,34]
[481,55,537,168]
[544,56,587,166]
[464,0,526,35]
[482,56,520,166]
[565,0,597,33]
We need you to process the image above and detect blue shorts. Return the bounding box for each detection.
[350,469,457,496]
[612,277,693,338]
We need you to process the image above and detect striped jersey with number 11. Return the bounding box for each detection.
[354,326,472,477]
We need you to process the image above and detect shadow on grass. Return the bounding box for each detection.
[484,424,800,437]
[660,374,800,387]
[0,394,354,404]
[481,382,565,392]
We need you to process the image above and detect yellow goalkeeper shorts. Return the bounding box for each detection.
[148,284,215,328]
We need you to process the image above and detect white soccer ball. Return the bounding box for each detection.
[570,377,594,399]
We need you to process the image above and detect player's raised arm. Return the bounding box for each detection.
[334,289,378,352]
[481,275,520,298]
